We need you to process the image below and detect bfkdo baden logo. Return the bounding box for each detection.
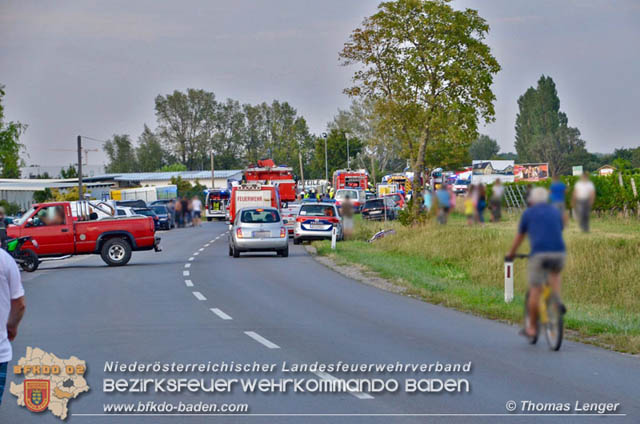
[9,347,90,421]
[24,379,50,412]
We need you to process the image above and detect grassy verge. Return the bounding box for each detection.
[313,213,640,353]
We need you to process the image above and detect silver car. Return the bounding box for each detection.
[228,207,289,257]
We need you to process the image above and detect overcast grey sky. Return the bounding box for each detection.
[1,0,639,167]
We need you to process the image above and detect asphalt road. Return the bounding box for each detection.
[1,221,638,423]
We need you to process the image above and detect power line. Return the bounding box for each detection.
[79,135,108,143]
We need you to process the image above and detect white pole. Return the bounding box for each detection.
[331,226,337,250]
[504,261,514,303]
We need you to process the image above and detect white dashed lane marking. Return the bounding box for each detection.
[192,291,207,301]
[199,248,204,252]
[210,308,232,320]
[184,280,193,287]
[184,263,191,268]
[188,257,194,261]
[183,271,190,277]
[193,252,199,256]
[244,331,280,349]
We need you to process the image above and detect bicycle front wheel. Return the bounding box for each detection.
[544,294,564,351]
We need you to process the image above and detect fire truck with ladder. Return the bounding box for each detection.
[332,169,369,191]
[244,159,296,203]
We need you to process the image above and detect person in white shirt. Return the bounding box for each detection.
[572,173,596,232]
[0,248,26,406]
[191,196,203,227]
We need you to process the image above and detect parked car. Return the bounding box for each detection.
[362,197,397,221]
[150,204,173,230]
[228,207,289,258]
[293,203,342,245]
[133,207,160,230]
[280,203,301,237]
[149,199,173,206]
[7,201,160,266]
[115,200,148,208]
[114,207,137,217]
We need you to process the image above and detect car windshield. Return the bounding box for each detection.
[299,204,335,217]
[240,209,280,223]
[390,194,401,201]
[365,199,384,208]
[335,190,359,200]
[151,206,167,214]
[455,180,470,185]
[13,207,35,226]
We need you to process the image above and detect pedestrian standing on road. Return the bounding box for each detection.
[174,199,183,228]
[550,175,567,213]
[180,197,189,227]
[0,247,26,406]
[192,196,202,227]
[490,179,504,222]
[572,173,596,232]
[476,184,487,224]
[167,199,176,228]
[341,195,354,239]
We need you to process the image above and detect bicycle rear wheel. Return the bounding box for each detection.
[524,290,539,344]
[544,294,564,351]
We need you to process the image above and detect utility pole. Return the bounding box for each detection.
[77,135,83,198]
[298,151,305,191]
[345,131,350,169]
[322,132,328,182]
[211,150,216,188]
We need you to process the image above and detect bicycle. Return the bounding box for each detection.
[506,253,564,351]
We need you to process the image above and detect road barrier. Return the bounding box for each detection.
[504,260,514,303]
[331,227,337,250]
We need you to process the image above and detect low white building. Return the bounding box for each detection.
[84,170,243,189]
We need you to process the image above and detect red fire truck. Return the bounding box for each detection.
[332,169,369,191]
[245,159,296,203]
[228,185,281,223]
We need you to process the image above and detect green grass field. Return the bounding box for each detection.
[314,212,640,353]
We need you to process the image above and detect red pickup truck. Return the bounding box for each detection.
[7,201,160,267]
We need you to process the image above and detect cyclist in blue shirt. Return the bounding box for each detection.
[506,187,567,340]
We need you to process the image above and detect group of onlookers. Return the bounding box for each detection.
[166,195,203,228]
[423,172,596,232]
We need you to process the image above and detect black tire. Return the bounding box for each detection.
[101,238,132,266]
[207,217,213,222]
[20,249,39,272]
[280,246,289,257]
[545,295,564,351]
[228,244,233,256]
[293,238,301,245]
[524,290,539,344]
[232,245,240,258]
